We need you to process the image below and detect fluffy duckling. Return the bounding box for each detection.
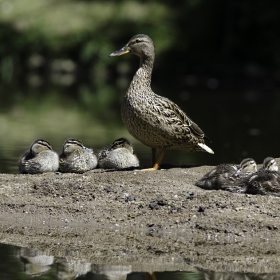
[196,158,257,190]
[233,158,258,177]
[260,157,278,172]
[59,138,98,173]
[98,137,140,169]
[19,139,59,174]
[196,163,238,190]
[245,157,280,196]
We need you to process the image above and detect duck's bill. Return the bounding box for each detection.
[110,46,130,57]
[233,167,242,177]
[83,146,93,153]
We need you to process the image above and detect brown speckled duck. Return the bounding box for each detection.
[260,157,278,172]
[196,158,257,190]
[233,158,258,177]
[98,137,139,169]
[19,139,59,174]
[244,157,280,196]
[224,157,280,194]
[110,34,213,170]
[59,138,98,173]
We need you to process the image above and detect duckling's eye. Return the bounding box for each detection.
[135,39,141,43]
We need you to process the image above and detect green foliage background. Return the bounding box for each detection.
[1,0,279,85]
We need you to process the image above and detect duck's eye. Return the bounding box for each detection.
[135,39,141,43]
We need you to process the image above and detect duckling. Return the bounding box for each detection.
[196,163,238,190]
[260,157,279,172]
[110,34,213,170]
[19,139,59,174]
[59,138,98,173]
[244,157,280,196]
[196,158,257,190]
[245,170,280,196]
[98,137,140,169]
[233,158,258,177]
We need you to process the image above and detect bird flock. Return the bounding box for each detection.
[19,137,139,174]
[196,157,280,196]
[18,138,280,196]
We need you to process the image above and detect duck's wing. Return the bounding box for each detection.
[150,95,209,141]
[19,159,42,174]
[97,147,110,161]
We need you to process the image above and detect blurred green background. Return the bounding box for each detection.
[0,0,280,173]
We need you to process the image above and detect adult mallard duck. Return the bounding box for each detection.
[98,137,140,169]
[19,139,59,174]
[59,138,98,173]
[110,34,213,170]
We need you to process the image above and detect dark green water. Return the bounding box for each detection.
[0,84,279,173]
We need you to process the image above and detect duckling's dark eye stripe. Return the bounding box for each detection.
[67,139,83,147]
[268,161,275,168]
[37,140,51,149]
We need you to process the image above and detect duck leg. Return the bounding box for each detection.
[146,272,157,280]
[143,149,165,171]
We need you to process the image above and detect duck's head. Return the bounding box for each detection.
[111,137,133,153]
[30,139,53,155]
[62,138,92,155]
[263,157,278,171]
[110,34,155,59]
[234,158,257,176]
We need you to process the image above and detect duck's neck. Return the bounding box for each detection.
[130,55,154,89]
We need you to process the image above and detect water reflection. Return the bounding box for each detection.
[55,257,91,279]
[2,243,280,279]
[3,243,200,280]
[91,264,132,280]
[18,247,54,277]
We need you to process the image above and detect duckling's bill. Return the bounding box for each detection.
[110,46,130,57]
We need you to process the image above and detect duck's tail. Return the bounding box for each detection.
[198,143,214,154]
